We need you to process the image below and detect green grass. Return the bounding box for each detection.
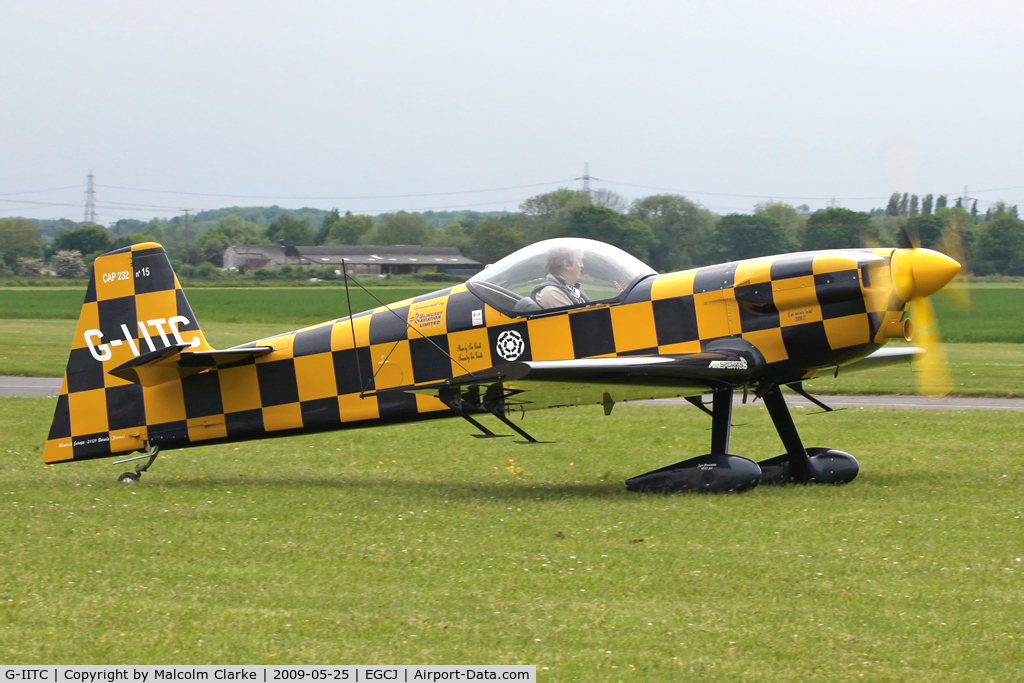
[804,342,1024,398]
[931,286,1024,343]
[1,398,1021,676]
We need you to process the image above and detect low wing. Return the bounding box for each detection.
[384,351,761,412]
[840,346,925,374]
[500,354,755,410]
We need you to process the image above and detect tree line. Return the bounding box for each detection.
[2,189,1022,278]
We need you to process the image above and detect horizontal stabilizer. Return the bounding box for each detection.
[109,345,274,386]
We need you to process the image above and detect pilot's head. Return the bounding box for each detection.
[546,245,584,285]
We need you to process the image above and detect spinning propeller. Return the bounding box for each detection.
[888,247,961,397]
[876,137,971,397]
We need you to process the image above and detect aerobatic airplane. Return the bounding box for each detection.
[42,237,960,492]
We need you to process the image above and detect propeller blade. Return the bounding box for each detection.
[936,222,976,313]
[908,296,953,398]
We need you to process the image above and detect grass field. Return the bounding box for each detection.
[929,286,1024,343]
[1,397,1021,676]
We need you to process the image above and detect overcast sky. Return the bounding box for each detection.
[2,0,1022,224]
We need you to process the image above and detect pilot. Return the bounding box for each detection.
[532,244,590,308]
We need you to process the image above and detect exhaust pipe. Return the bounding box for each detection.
[882,318,912,341]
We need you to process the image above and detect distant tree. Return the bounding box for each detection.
[715,214,794,261]
[612,215,661,262]
[194,233,229,266]
[52,224,111,257]
[371,212,433,245]
[898,214,944,248]
[909,194,919,217]
[326,212,374,245]
[935,195,948,210]
[111,219,148,238]
[0,217,44,269]
[897,193,909,217]
[975,215,1024,274]
[870,215,903,247]
[112,230,165,252]
[211,215,262,243]
[591,188,630,213]
[885,193,901,217]
[317,209,341,245]
[754,201,807,245]
[954,196,963,209]
[562,204,657,262]
[519,188,590,218]
[630,194,715,271]
[266,215,316,247]
[470,217,527,265]
[931,208,975,272]
[971,200,978,218]
[921,194,934,215]
[53,250,87,278]
[802,208,876,250]
[988,201,1020,220]
[16,257,44,278]
[436,221,471,251]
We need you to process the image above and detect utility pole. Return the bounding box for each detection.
[84,170,97,224]
[182,208,197,264]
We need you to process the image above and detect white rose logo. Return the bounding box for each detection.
[495,330,525,361]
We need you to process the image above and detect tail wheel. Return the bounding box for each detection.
[118,472,140,483]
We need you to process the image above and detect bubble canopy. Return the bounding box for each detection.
[466,238,656,315]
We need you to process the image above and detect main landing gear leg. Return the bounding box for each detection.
[626,386,762,493]
[438,388,512,439]
[482,402,552,444]
[757,385,858,485]
[114,443,160,484]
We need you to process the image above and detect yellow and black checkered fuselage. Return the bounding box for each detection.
[43,243,909,464]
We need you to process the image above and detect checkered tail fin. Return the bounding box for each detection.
[43,243,213,464]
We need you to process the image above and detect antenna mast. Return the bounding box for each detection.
[84,170,97,224]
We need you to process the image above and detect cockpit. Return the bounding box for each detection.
[466,238,657,316]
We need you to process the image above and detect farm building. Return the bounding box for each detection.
[222,243,292,272]
[287,245,482,276]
